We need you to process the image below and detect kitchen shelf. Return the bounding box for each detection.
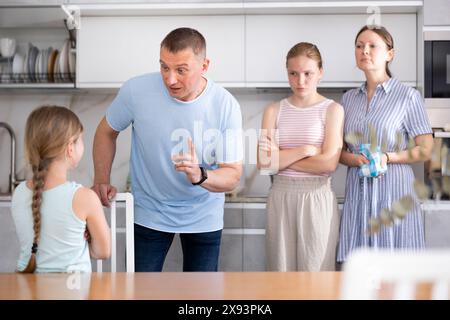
[0,6,66,28]
[0,83,75,89]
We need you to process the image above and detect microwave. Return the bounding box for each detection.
[424,31,450,98]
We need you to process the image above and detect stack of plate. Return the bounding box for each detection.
[8,39,75,84]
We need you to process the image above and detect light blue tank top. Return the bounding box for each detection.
[11,181,91,273]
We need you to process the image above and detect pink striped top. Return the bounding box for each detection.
[276,98,334,178]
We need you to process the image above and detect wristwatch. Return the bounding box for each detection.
[192,167,208,185]
[384,152,390,164]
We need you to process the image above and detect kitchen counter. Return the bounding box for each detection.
[225,196,267,203]
[2,198,450,210]
[0,197,271,206]
[0,201,11,208]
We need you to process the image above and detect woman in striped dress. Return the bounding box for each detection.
[258,43,344,271]
[337,26,434,262]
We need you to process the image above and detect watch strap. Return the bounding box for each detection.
[192,167,207,185]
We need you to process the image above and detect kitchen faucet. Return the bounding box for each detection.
[0,122,22,194]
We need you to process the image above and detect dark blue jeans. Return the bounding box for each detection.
[134,224,222,272]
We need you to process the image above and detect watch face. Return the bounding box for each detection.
[201,167,208,179]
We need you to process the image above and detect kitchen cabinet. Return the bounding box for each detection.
[219,207,244,271]
[0,2,424,89]
[223,204,266,272]
[3,201,450,272]
[424,0,450,26]
[0,6,76,88]
[161,232,245,272]
[76,12,416,88]
[246,14,417,87]
[162,204,266,272]
[0,1,65,7]
[242,208,266,271]
[0,207,20,272]
[424,207,450,248]
[76,15,245,88]
[162,207,246,272]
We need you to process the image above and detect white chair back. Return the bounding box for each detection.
[97,192,134,272]
[341,248,450,300]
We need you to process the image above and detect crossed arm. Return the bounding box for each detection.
[257,102,344,175]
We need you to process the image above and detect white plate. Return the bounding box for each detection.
[29,46,38,82]
[54,52,60,83]
[35,51,41,82]
[68,50,75,81]
[42,47,50,82]
[24,44,31,81]
[59,40,69,81]
[22,46,29,82]
[12,53,24,75]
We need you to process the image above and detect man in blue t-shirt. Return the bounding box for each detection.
[92,28,243,272]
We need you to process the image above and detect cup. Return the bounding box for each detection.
[0,38,17,58]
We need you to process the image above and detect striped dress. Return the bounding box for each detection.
[337,77,433,262]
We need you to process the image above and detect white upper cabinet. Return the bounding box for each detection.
[246,14,417,87]
[424,0,450,26]
[75,2,418,89]
[77,15,245,88]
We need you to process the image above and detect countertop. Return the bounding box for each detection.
[224,196,267,203]
[0,272,342,300]
[2,197,450,210]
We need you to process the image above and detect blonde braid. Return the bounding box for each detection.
[21,159,50,273]
[20,105,83,273]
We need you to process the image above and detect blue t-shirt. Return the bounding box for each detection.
[106,72,243,232]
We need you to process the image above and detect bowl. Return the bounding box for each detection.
[0,38,16,58]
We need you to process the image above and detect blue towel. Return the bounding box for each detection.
[358,144,387,178]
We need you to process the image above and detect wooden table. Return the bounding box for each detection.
[0,272,341,300]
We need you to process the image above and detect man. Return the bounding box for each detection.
[92,28,243,272]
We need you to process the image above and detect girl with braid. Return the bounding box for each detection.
[12,106,110,273]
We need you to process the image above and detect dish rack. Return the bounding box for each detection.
[0,40,75,85]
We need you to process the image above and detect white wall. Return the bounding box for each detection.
[0,85,429,200]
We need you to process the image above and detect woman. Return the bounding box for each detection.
[337,26,433,262]
[258,42,344,271]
